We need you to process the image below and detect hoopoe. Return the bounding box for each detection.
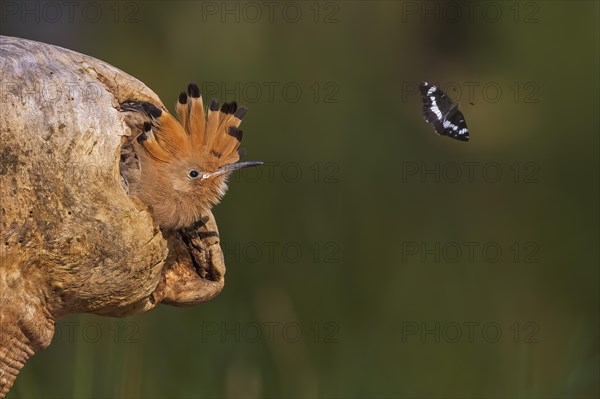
[120,83,262,230]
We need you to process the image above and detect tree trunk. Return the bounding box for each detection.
[0,35,226,397]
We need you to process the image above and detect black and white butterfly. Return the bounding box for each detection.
[419,81,470,142]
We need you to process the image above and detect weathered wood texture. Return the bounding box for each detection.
[0,35,226,396]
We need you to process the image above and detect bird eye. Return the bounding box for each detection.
[188,170,201,179]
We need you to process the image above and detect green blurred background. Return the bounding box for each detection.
[2,0,598,397]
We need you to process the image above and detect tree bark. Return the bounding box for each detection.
[0,35,226,396]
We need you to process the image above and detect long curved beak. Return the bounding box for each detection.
[207,161,263,178]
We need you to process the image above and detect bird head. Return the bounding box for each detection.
[121,83,262,230]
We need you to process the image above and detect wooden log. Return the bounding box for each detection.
[0,35,226,396]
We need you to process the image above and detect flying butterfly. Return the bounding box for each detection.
[420,81,470,142]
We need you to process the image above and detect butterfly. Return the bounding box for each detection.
[419,81,470,142]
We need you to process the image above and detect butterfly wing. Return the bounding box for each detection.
[420,82,455,134]
[443,109,470,141]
